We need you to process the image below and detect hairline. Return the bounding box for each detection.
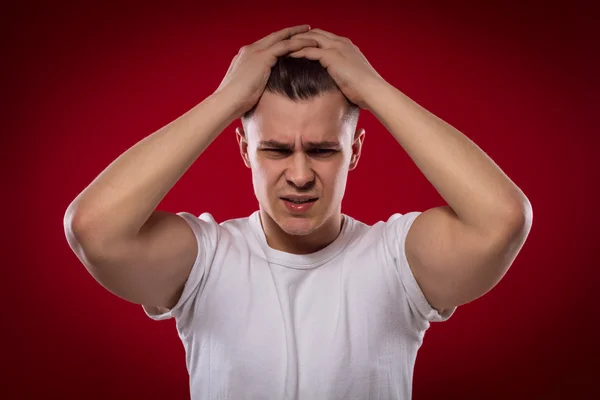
[241,89,360,132]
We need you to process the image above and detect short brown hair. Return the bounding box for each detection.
[242,56,360,121]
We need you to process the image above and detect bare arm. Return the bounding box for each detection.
[66,92,236,249]
[288,29,534,313]
[367,82,533,312]
[64,25,318,309]
[64,92,238,308]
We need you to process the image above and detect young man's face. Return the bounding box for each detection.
[238,90,364,237]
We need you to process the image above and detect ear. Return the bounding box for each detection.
[348,128,365,171]
[236,127,251,168]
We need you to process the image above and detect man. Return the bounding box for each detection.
[64,25,533,399]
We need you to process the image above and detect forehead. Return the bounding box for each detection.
[246,91,353,144]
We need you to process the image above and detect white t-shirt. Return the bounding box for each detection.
[144,210,456,400]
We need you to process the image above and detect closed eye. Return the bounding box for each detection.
[260,148,338,157]
[308,149,337,157]
[262,149,292,157]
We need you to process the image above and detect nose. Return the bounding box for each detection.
[285,152,315,190]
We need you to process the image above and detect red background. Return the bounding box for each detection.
[4,0,598,399]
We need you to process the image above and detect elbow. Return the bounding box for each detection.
[64,204,87,248]
[496,192,533,237]
[506,196,533,237]
[64,203,114,265]
[483,197,533,261]
[64,200,95,236]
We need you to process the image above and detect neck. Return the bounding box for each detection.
[258,209,344,255]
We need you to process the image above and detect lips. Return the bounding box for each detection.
[281,196,318,213]
[281,197,318,204]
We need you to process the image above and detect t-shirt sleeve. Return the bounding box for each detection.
[384,212,456,323]
[142,211,219,322]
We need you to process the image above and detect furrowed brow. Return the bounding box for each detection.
[257,140,342,150]
[257,140,294,150]
[303,141,341,149]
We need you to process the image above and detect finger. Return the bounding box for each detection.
[308,28,340,40]
[292,31,339,49]
[287,47,333,68]
[310,28,355,47]
[269,38,319,58]
[253,25,311,50]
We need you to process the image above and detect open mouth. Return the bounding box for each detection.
[281,197,318,213]
[281,198,317,204]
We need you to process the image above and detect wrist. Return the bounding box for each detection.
[207,88,245,123]
[362,77,394,113]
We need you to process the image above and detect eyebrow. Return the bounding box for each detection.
[258,140,294,150]
[258,140,341,150]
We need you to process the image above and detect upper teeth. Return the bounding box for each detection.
[288,199,312,204]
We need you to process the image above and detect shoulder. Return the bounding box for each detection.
[176,211,254,232]
[171,211,259,253]
[346,212,422,239]
[342,212,422,253]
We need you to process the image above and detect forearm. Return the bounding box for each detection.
[366,81,530,234]
[65,90,238,245]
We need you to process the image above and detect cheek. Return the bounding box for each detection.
[318,161,349,192]
[252,161,279,192]
[333,170,349,192]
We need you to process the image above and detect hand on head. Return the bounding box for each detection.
[214,25,319,119]
[288,28,385,110]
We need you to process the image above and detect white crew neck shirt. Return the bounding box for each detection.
[144,210,455,399]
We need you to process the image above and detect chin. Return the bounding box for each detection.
[272,204,324,236]
[278,217,319,236]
